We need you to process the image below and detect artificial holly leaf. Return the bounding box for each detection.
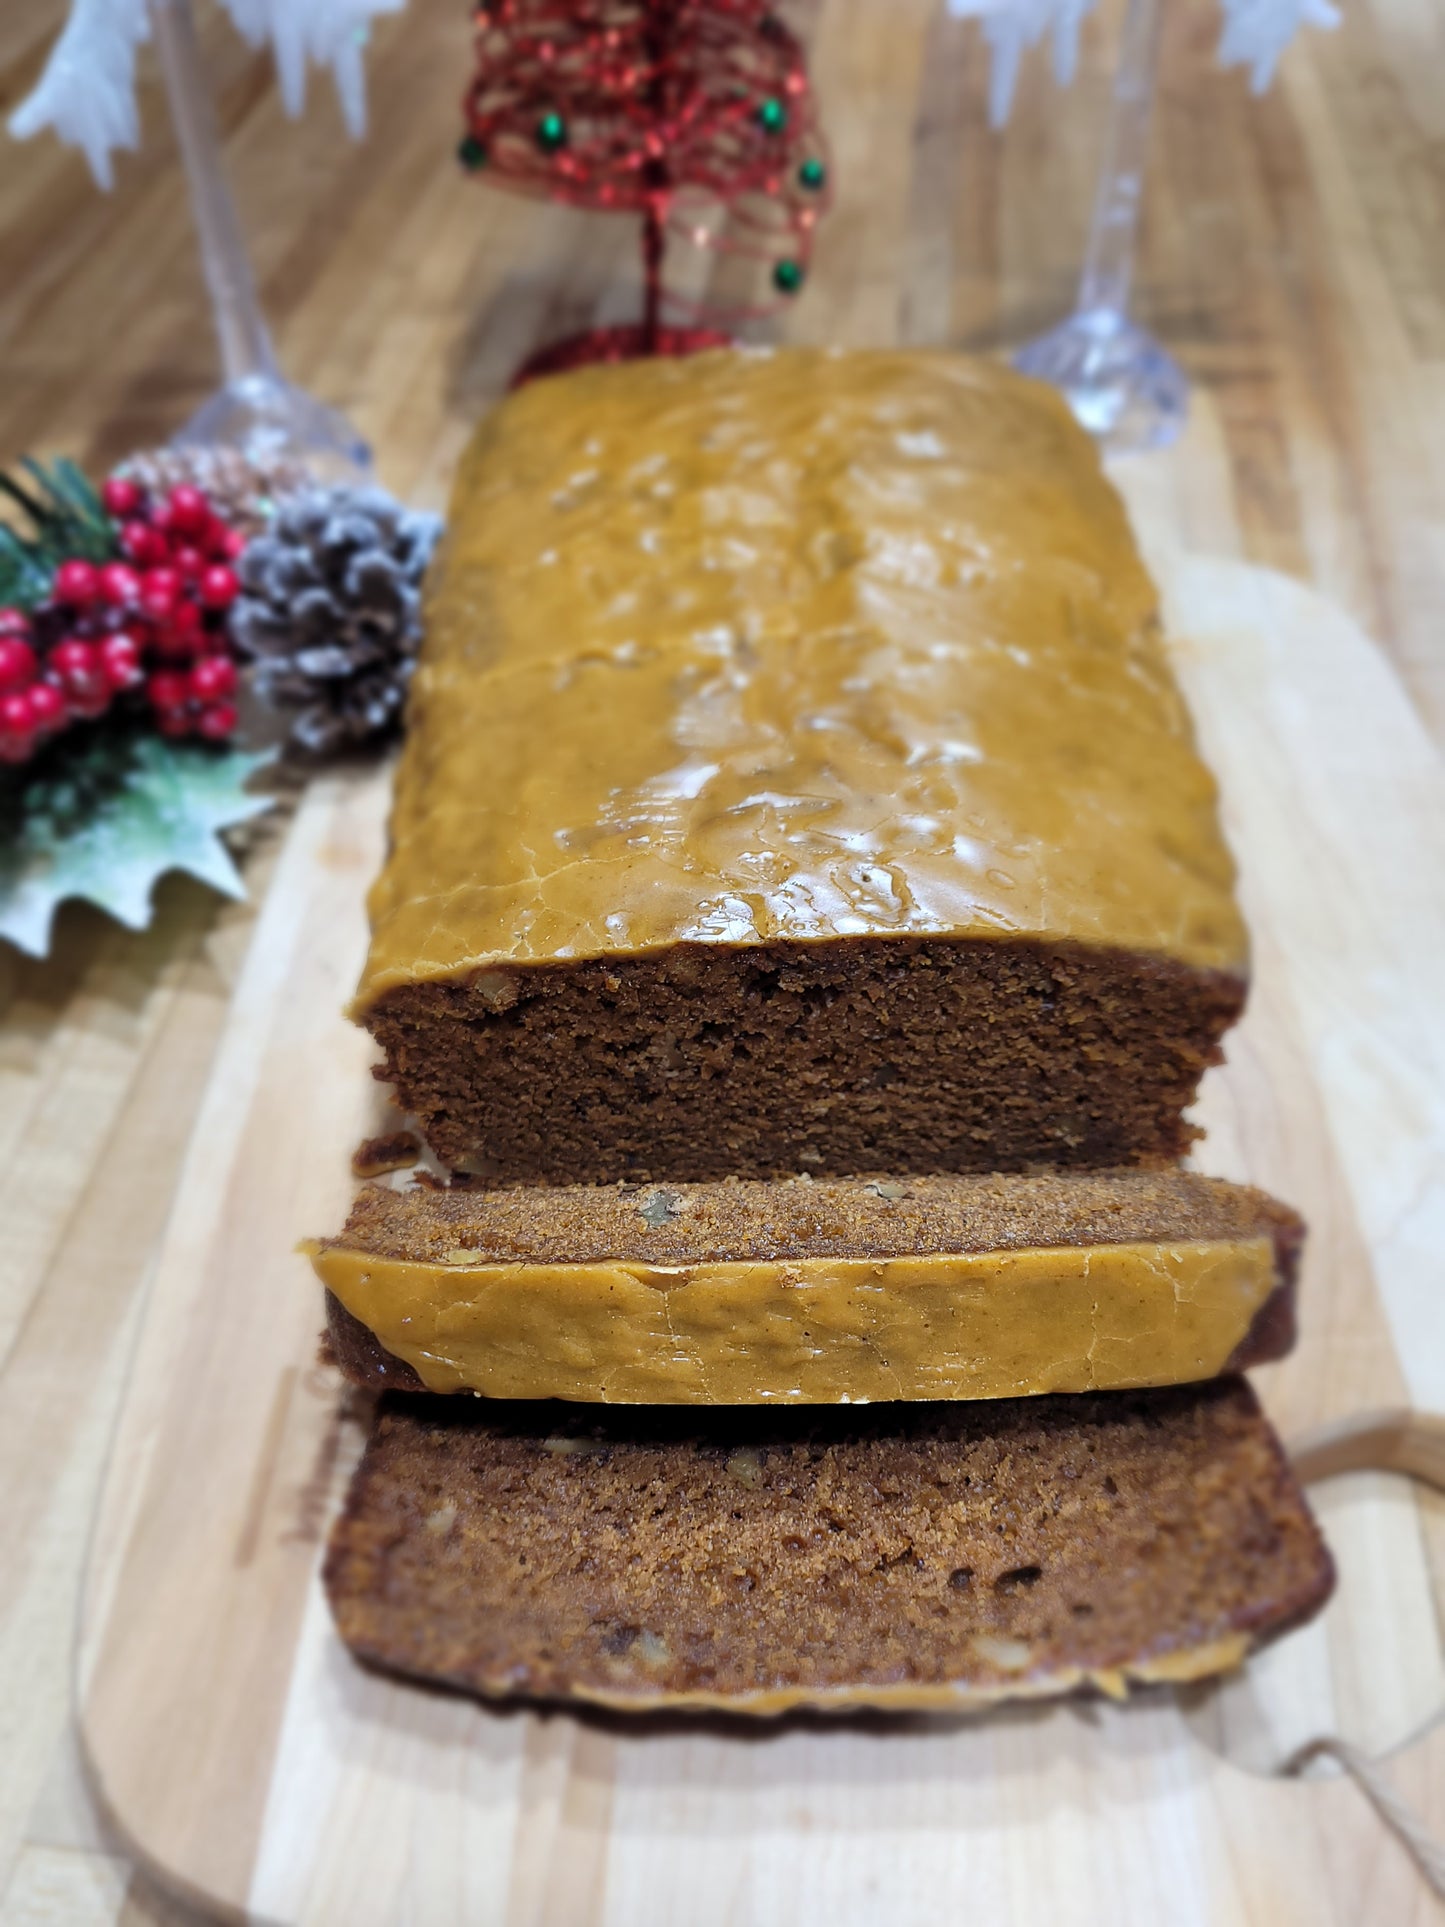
[0,732,275,957]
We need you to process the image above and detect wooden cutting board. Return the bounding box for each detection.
[76,548,1445,1926]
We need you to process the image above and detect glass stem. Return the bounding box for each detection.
[149,0,280,385]
[1075,0,1164,322]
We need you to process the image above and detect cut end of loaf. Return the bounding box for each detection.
[364,936,1245,1184]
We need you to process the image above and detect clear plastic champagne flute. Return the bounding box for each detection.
[150,0,371,477]
[1013,0,1188,451]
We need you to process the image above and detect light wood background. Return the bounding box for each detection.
[2,0,1443,1920]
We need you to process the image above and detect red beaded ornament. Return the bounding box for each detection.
[459,0,832,380]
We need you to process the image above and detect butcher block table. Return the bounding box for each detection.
[3,0,1445,1921]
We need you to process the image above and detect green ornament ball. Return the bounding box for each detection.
[536,111,567,153]
[458,134,487,170]
[798,157,826,192]
[773,258,805,295]
[756,96,788,135]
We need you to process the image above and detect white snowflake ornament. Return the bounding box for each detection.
[950,0,1340,126]
[9,0,405,187]
[8,0,152,190]
[222,0,405,138]
[1216,0,1341,92]
[948,0,1099,127]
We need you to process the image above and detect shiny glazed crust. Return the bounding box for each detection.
[354,348,1247,1007]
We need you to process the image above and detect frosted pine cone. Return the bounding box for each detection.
[231,487,442,757]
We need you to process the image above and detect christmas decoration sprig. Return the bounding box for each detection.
[0,727,272,957]
[0,458,116,609]
[0,461,246,769]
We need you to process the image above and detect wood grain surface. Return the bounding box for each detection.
[2,0,1444,1920]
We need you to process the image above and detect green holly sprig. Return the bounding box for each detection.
[0,457,116,611]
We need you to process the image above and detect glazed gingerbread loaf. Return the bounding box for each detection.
[352,349,1247,1184]
[324,1377,1333,1714]
[314,1168,1303,1404]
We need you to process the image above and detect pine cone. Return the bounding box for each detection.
[231,486,442,757]
[114,444,312,538]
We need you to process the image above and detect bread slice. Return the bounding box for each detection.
[312,1168,1302,1404]
[323,1377,1333,1715]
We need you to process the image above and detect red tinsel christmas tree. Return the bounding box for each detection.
[459,0,831,377]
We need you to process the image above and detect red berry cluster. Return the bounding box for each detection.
[0,477,245,767]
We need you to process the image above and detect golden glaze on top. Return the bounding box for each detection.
[309,1235,1279,1405]
[353,349,1246,1013]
